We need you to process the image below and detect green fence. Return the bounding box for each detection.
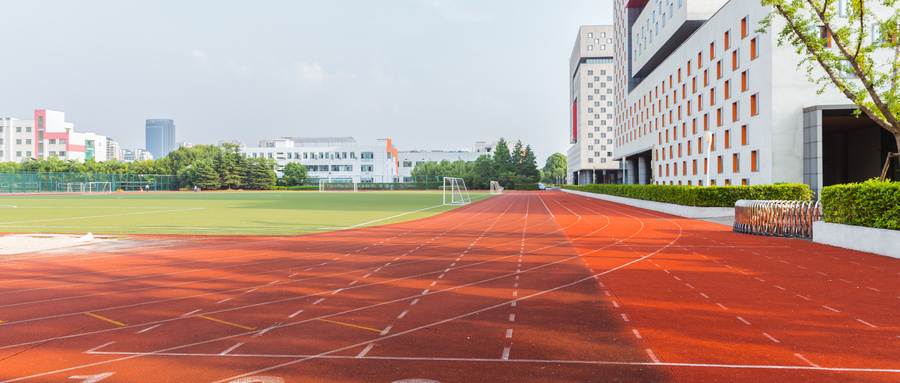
[0,171,179,194]
[305,175,448,190]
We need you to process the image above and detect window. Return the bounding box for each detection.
[819,26,833,47]
[717,108,723,126]
[717,155,723,173]
[693,159,698,175]
[16,151,22,157]
[710,41,716,60]
[594,38,600,44]
[751,37,758,59]
[361,151,374,160]
[724,130,731,149]
[741,71,749,91]
[601,32,606,37]
[402,160,412,167]
[732,49,740,70]
[751,94,759,115]
[724,30,731,50]
[717,60,723,78]
[732,101,740,122]
[741,125,749,145]
[16,139,22,145]
[16,127,22,132]
[588,70,593,75]
[751,150,759,171]
[587,45,593,51]
[741,16,749,38]
[26,127,32,132]
[25,139,32,144]
[710,88,715,105]
[588,32,593,38]
[703,70,709,86]
[725,80,731,99]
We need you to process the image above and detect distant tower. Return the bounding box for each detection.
[145,119,175,160]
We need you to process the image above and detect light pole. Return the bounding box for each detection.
[705,132,713,186]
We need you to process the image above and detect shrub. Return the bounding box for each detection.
[561,183,812,207]
[821,179,900,230]
[272,185,319,191]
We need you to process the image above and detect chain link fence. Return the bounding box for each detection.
[0,171,178,194]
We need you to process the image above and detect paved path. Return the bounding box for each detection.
[0,191,896,382]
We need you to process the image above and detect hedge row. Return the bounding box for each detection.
[821,179,900,230]
[561,183,813,207]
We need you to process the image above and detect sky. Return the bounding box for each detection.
[0,0,614,164]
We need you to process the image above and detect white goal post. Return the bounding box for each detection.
[319,179,358,192]
[489,181,502,194]
[443,177,471,205]
[84,182,112,195]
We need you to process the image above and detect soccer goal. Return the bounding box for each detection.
[319,179,358,192]
[65,182,85,193]
[489,181,502,194]
[443,177,471,205]
[84,182,112,195]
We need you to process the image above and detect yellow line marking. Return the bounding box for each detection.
[316,318,384,333]
[85,312,127,327]
[198,315,256,330]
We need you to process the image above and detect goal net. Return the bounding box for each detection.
[65,182,85,193]
[490,181,502,194]
[84,182,112,195]
[319,179,358,192]
[443,177,471,205]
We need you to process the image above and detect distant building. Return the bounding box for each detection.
[241,137,399,183]
[567,25,621,185]
[0,110,107,162]
[397,140,518,181]
[122,148,152,162]
[178,141,195,149]
[217,140,244,148]
[145,119,175,160]
[106,137,123,161]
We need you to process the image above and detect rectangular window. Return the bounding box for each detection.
[693,159,698,175]
[710,88,716,105]
[703,114,709,130]
[724,130,731,149]
[704,70,709,86]
[711,133,716,151]
[741,125,749,145]
[717,156,723,173]
[732,49,740,70]
[742,179,749,186]
[751,94,759,115]
[732,101,740,121]
[741,71,748,91]
[741,17,749,38]
[751,150,759,172]
[16,139,22,145]
[704,158,708,174]
[717,108,723,126]
[709,42,716,60]
[725,80,731,99]
[751,38,758,59]
[687,60,692,75]
[724,30,731,50]
[733,153,740,172]
[717,60,723,79]
[698,52,702,68]
[688,140,692,155]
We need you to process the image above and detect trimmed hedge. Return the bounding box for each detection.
[821,179,900,230]
[272,185,319,191]
[561,183,813,207]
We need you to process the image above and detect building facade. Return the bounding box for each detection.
[145,119,175,160]
[0,110,107,163]
[397,140,508,181]
[241,137,399,183]
[567,25,622,185]
[612,0,894,194]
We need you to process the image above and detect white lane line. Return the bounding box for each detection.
[430,281,437,287]
[374,268,382,272]
[797,266,807,270]
[513,282,519,288]
[86,342,115,353]
[646,349,660,363]
[762,333,780,343]
[716,303,728,310]
[506,329,513,338]
[331,288,343,295]
[254,326,276,338]
[816,272,828,276]
[700,293,710,299]
[313,298,326,305]
[755,277,765,282]
[444,268,451,273]
[348,281,358,286]
[421,289,429,295]
[397,310,409,319]
[410,299,419,306]
[612,301,620,308]
[268,280,280,285]
[502,347,511,360]
[136,325,161,334]
[289,309,304,318]
[512,291,518,297]
[356,343,375,358]
[217,298,231,304]
[632,329,642,339]
[685,284,695,289]
[243,288,257,294]
[795,294,811,301]
[604,291,612,297]
[822,305,840,313]
[438,274,445,279]
[673,276,681,281]
[774,285,786,291]
[839,279,853,284]
[380,325,392,336]
[867,287,881,292]
[362,274,372,278]
[736,316,751,325]
[856,319,877,328]
[621,314,630,322]
[663,270,670,274]
[509,314,515,322]
[795,353,820,368]
[289,273,298,278]
[181,309,201,317]
[450,263,456,267]
[220,343,244,355]
[511,301,517,307]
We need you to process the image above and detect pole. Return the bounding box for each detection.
[705,132,713,186]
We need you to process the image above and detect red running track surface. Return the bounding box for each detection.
[0,191,896,382]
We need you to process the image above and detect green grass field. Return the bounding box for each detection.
[0,190,493,236]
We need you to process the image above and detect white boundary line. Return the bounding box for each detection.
[341,194,493,230]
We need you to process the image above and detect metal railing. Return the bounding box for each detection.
[733,200,822,238]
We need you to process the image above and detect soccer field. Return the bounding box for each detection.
[0,190,493,235]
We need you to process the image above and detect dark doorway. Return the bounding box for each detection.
[822,109,898,185]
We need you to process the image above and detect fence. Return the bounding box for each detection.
[733,200,822,238]
[305,175,447,190]
[0,171,179,194]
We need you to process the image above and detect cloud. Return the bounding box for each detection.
[190,50,209,70]
[289,61,326,85]
[227,58,250,76]
[418,0,492,22]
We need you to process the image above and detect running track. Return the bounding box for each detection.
[0,191,896,382]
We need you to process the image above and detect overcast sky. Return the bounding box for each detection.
[0,0,613,163]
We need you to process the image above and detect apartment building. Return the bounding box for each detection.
[0,110,107,163]
[242,137,399,183]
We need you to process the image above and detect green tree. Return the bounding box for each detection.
[246,157,277,190]
[216,143,246,189]
[470,154,495,190]
[761,0,900,158]
[192,159,221,190]
[280,162,308,186]
[520,145,541,182]
[542,153,567,184]
[492,138,513,175]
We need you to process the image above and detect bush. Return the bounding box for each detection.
[272,185,319,191]
[511,183,540,191]
[561,183,812,207]
[821,179,900,230]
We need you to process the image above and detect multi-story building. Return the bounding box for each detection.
[242,137,399,183]
[613,0,895,194]
[568,25,622,185]
[106,137,123,161]
[0,110,107,162]
[397,140,511,181]
[145,119,176,160]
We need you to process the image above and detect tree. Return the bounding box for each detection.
[761,0,900,162]
[246,157,277,190]
[542,153,567,184]
[192,160,221,190]
[520,145,541,182]
[492,138,513,175]
[217,143,246,189]
[280,162,308,186]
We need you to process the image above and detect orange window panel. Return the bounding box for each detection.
[687,60,692,75]
[678,143,682,157]
[692,77,697,93]
[724,130,731,149]
[678,68,682,82]
[693,159,697,175]
[725,80,731,98]
[717,108,723,126]
[741,17,748,39]
[741,71,748,91]
[704,70,709,86]
[692,119,697,134]
[742,178,748,186]
[751,38,758,59]
[732,49,739,70]
[704,158,709,174]
[741,125,748,145]
[724,31,730,50]
[733,153,740,172]
[717,156,723,173]
[732,102,739,122]
[703,114,709,130]
[682,161,687,175]
[710,88,716,105]
[682,84,686,99]
[710,42,715,60]
[698,52,702,68]
[717,60,723,79]
[751,94,759,115]
[710,133,716,151]
[698,137,703,153]
[751,150,758,172]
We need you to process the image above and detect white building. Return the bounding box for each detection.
[397,140,511,181]
[613,0,894,194]
[0,110,107,163]
[568,25,622,185]
[106,137,123,161]
[242,137,399,183]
